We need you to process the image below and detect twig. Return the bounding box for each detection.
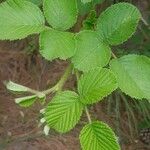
[75,69,80,83]
[141,16,149,27]
[85,107,92,124]
[111,51,117,59]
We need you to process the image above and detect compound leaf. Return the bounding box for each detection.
[0,0,45,40]
[110,54,150,99]
[80,121,120,150]
[78,68,117,104]
[43,0,78,30]
[72,30,111,72]
[96,3,141,45]
[15,95,37,107]
[44,91,83,133]
[40,29,76,61]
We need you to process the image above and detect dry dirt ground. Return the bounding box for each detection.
[0,39,149,150]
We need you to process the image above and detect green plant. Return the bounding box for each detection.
[1,0,150,149]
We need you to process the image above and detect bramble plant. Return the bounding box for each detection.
[1,0,150,149]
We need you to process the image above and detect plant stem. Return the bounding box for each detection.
[57,64,73,91]
[76,70,92,124]
[141,16,149,27]
[111,51,117,59]
[138,26,150,40]
[27,88,45,98]
[26,64,72,96]
[85,107,92,124]
[42,86,57,95]
[75,69,80,83]
[43,64,73,94]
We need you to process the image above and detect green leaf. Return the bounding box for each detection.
[15,95,37,107]
[110,54,150,99]
[96,3,141,45]
[81,0,92,3]
[39,29,76,61]
[72,30,111,72]
[80,121,120,150]
[5,81,29,92]
[77,0,105,16]
[44,91,83,133]
[82,10,97,30]
[94,0,105,5]
[43,0,78,30]
[0,0,45,40]
[78,68,117,104]
[27,0,42,6]
[77,0,92,15]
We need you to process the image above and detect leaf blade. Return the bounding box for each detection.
[96,3,141,45]
[15,95,37,107]
[0,0,45,40]
[39,29,76,61]
[110,54,150,99]
[44,91,83,133]
[81,0,92,3]
[5,81,29,92]
[77,0,105,16]
[80,121,120,150]
[78,68,118,104]
[43,0,78,30]
[72,30,111,72]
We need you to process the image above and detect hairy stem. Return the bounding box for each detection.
[43,64,73,94]
[85,107,92,124]
[27,88,45,98]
